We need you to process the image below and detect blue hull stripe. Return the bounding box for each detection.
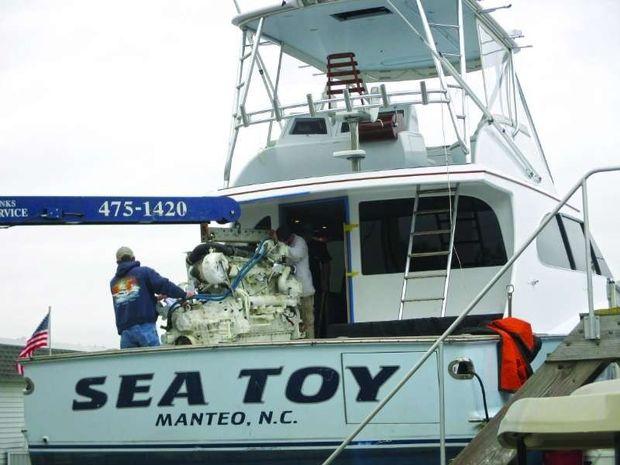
[29,445,477,465]
[29,437,472,451]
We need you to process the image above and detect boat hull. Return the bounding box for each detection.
[23,336,558,464]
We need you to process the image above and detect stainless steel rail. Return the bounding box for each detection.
[236,88,449,127]
[320,166,620,465]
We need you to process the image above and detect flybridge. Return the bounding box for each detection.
[222,0,552,188]
[0,196,240,226]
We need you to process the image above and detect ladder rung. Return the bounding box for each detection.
[328,87,365,95]
[440,52,461,57]
[405,271,448,279]
[327,52,356,59]
[409,251,450,258]
[417,187,457,195]
[415,208,451,215]
[327,79,363,86]
[456,114,466,120]
[327,61,359,68]
[412,229,451,237]
[401,297,445,303]
[327,70,360,78]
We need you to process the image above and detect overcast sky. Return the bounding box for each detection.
[1,0,619,349]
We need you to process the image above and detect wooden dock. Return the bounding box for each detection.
[452,310,620,465]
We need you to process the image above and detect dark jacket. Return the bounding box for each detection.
[110,260,185,334]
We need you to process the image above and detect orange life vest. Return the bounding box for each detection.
[486,317,541,393]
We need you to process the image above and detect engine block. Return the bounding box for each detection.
[161,232,304,345]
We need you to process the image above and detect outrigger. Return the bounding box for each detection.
[17,1,620,464]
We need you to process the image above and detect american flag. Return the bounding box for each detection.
[16,313,50,375]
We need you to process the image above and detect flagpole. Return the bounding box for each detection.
[48,306,52,356]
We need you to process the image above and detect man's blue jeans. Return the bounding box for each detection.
[120,322,160,349]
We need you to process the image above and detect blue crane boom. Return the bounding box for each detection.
[0,196,240,226]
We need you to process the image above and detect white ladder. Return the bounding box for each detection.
[398,184,460,320]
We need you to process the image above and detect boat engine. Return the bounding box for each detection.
[160,228,304,345]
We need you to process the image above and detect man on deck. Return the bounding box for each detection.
[301,225,332,338]
[110,246,194,349]
[273,226,316,338]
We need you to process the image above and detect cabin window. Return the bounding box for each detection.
[591,239,612,278]
[561,216,588,272]
[537,216,572,269]
[560,215,609,276]
[290,118,328,135]
[359,196,507,275]
[537,214,610,277]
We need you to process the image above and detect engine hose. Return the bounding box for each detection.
[186,242,253,266]
[165,242,271,332]
[165,299,186,330]
[186,240,270,303]
[166,286,236,327]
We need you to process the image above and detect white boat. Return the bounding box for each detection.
[22,1,619,464]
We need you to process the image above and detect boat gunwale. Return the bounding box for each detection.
[21,333,564,364]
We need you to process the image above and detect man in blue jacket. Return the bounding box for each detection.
[110,246,194,349]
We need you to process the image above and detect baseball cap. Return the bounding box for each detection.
[115,246,134,261]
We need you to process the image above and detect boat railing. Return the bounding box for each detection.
[236,85,449,127]
[320,166,620,465]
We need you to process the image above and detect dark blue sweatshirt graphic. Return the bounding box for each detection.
[110,260,185,334]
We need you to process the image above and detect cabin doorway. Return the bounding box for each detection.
[279,198,349,337]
